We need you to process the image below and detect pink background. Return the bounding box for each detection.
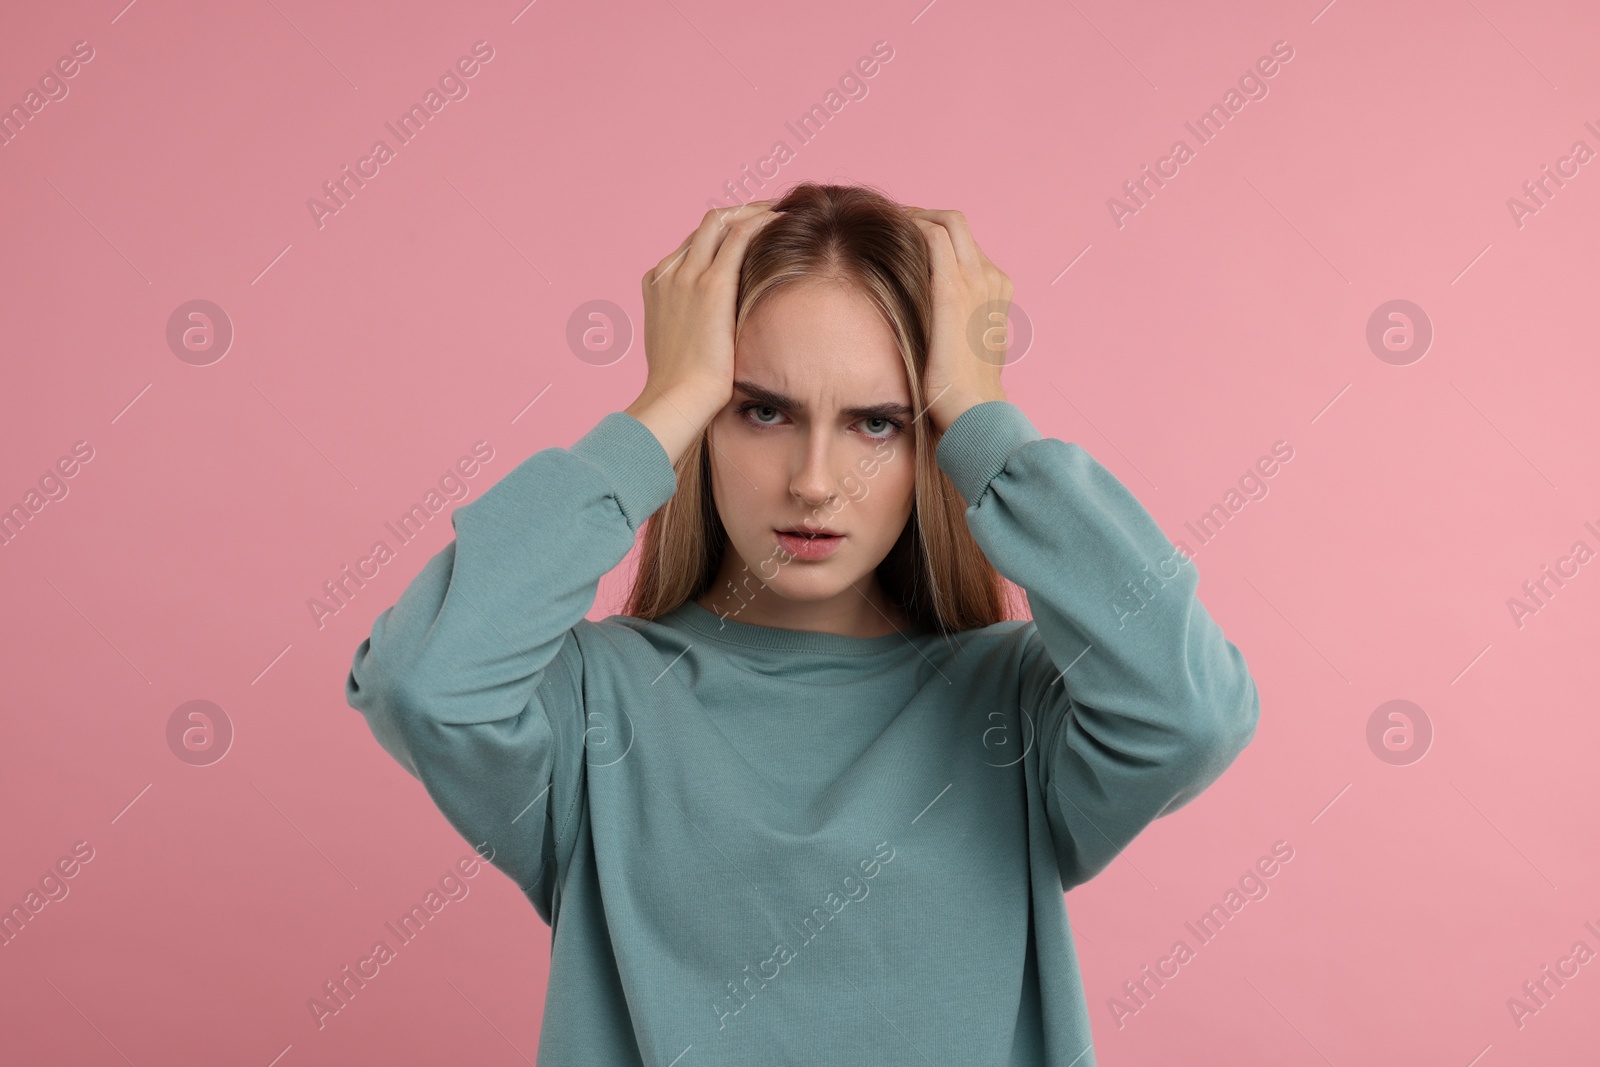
[3,0,1597,1063]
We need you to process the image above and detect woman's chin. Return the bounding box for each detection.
[747,569,860,606]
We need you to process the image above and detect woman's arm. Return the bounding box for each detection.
[344,411,679,912]
[345,201,772,913]
[934,399,1261,892]
[905,206,1257,892]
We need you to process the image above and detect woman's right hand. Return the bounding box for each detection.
[627,202,779,460]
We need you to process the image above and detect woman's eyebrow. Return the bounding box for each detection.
[732,380,914,420]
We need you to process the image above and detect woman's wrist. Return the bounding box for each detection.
[624,383,725,467]
[928,386,1008,435]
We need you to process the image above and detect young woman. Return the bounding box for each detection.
[346,182,1259,1065]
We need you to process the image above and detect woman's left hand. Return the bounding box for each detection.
[903,206,1013,433]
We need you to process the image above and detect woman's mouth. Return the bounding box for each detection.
[774,528,845,561]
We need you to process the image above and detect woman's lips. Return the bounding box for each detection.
[774,530,845,560]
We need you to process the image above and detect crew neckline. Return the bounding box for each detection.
[661,599,929,656]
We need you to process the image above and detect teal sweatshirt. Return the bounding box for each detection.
[345,399,1259,1066]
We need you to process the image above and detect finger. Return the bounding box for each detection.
[912,217,959,292]
[680,201,776,279]
[905,207,983,272]
[650,202,771,283]
[705,209,780,287]
[650,232,696,284]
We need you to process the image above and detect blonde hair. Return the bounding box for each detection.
[623,181,1026,636]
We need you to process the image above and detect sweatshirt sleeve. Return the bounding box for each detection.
[344,411,678,912]
[934,400,1260,892]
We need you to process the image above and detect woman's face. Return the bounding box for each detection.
[702,278,918,629]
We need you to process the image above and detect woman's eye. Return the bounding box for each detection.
[738,403,901,439]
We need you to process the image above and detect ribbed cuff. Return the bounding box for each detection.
[569,411,680,530]
[934,400,1044,506]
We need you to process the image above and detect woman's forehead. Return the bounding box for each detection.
[743,279,895,345]
[732,355,911,409]
[738,291,908,401]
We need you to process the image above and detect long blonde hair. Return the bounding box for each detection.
[622,181,1026,636]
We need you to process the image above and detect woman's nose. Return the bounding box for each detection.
[790,439,838,505]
